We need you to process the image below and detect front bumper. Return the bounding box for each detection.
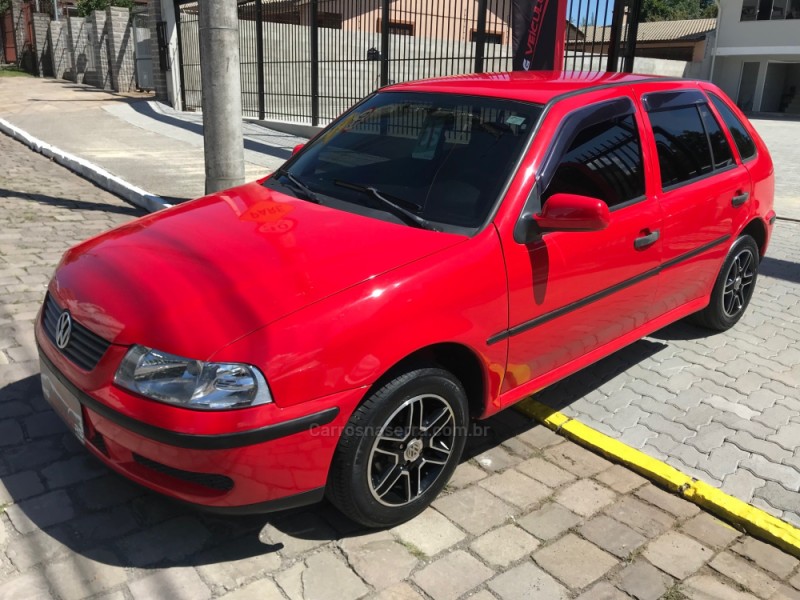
[36,321,365,512]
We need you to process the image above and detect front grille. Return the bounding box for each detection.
[133,454,234,492]
[42,293,111,371]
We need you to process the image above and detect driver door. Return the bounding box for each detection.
[497,94,663,399]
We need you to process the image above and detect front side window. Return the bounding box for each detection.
[543,113,645,208]
[265,92,542,232]
[707,92,757,161]
[648,105,714,189]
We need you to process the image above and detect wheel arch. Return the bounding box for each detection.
[367,342,489,420]
[740,217,768,259]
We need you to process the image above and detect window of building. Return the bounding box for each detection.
[264,10,301,25]
[470,30,504,44]
[741,0,799,20]
[707,92,758,160]
[648,105,714,189]
[543,114,645,208]
[388,21,414,36]
[318,12,342,29]
[741,0,758,19]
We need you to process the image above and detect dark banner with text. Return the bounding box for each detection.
[512,0,567,71]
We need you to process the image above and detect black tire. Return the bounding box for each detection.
[327,367,469,528]
[691,234,759,332]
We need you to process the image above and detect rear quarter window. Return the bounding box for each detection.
[707,92,757,161]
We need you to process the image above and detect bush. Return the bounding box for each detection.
[76,0,135,17]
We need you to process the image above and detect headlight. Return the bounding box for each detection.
[114,345,272,410]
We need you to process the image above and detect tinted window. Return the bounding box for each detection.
[708,92,757,161]
[266,92,542,231]
[648,106,713,189]
[698,104,734,170]
[543,114,645,208]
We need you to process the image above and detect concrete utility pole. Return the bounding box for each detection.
[198,1,245,194]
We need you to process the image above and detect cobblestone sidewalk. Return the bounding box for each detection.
[1,133,800,600]
[535,221,800,526]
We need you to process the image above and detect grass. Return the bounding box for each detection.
[0,66,32,77]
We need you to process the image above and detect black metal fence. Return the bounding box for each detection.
[175,0,640,125]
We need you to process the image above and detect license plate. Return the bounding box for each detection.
[40,360,85,444]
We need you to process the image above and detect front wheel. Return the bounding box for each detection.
[691,234,759,331]
[327,367,469,528]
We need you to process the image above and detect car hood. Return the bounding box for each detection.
[52,182,466,358]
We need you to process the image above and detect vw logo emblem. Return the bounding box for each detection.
[55,311,72,350]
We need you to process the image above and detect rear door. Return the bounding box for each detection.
[498,91,663,395]
[635,87,752,314]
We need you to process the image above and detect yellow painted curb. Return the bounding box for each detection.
[516,397,800,559]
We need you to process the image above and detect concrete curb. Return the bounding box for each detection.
[515,397,800,559]
[0,117,170,213]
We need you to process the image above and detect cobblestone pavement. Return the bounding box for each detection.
[2,133,800,600]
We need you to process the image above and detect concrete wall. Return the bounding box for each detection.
[11,0,25,65]
[65,16,90,83]
[32,12,52,77]
[86,9,111,89]
[106,6,136,92]
[50,19,69,79]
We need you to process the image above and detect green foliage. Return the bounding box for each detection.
[0,0,11,16]
[75,0,134,17]
[640,0,718,22]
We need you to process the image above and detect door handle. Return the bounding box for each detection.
[732,191,750,207]
[634,229,660,249]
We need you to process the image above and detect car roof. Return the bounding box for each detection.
[382,71,676,105]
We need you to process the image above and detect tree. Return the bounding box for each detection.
[639,0,717,22]
[76,0,135,17]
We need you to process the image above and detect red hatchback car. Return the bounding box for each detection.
[36,72,775,527]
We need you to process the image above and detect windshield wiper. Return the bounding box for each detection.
[333,180,440,232]
[274,168,321,204]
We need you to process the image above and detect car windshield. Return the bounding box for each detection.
[265,92,543,233]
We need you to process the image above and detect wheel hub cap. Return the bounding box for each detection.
[734,276,742,291]
[404,439,423,462]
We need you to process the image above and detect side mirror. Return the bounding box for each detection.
[292,143,305,156]
[534,193,610,232]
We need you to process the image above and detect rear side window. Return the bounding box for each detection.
[648,106,713,189]
[543,114,645,208]
[707,92,757,161]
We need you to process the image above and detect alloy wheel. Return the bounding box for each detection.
[367,394,456,507]
[722,248,756,318]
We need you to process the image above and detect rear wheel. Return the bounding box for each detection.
[327,367,468,528]
[691,235,759,331]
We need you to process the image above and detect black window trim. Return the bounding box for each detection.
[704,90,759,165]
[644,90,743,193]
[697,102,735,172]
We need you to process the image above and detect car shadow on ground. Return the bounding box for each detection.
[760,255,800,285]
[1,332,671,570]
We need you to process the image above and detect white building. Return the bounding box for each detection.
[711,0,800,115]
